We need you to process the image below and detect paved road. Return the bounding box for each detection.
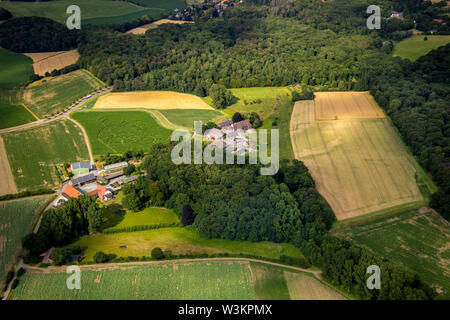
[0,88,112,135]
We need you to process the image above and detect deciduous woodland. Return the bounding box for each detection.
[0,0,448,300]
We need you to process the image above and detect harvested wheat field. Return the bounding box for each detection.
[284,271,347,300]
[290,98,423,220]
[126,19,194,35]
[23,49,80,76]
[314,91,385,120]
[93,91,214,110]
[0,137,17,196]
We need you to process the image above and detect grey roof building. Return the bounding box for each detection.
[70,173,96,186]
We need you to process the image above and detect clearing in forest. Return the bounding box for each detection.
[290,93,423,220]
[93,91,214,110]
[126,19,194,35]
[23,49,80,76]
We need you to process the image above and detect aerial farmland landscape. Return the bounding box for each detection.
[0,0,449,313]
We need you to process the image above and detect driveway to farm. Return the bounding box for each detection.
[0,88,112,135]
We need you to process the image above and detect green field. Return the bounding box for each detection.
[0,0,185,25]
[0,48,35,128]
[23,70,104,118]
[259,93,294,161]
[10,260,254,300]
[334,208,450,295]
[71,111,172,155]
[204,87,291,120]
[0,196,52,286]
[158,109,224,129]
[3,120,89,190]
[102,193,180,232]
[393,35,450,61]
[0,48,33,90]
[0,104,35,130]
[10,260,348,300]
[69,226,304,262]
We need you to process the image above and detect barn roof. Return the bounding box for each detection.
[218,120,233,128]
[70,173,96,185]
[71,162,93,170]
[233,120,252,131]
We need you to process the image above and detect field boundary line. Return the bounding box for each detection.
[330,201,427,232]
[146,110,188,131]
[21,103,39,120]
[65,116,94,163]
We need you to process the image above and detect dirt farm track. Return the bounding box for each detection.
[0,137,17,196]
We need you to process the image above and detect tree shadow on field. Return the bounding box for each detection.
[101,203,126,230]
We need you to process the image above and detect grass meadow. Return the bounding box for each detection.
[3,120,89,190]
[101,193,180,232]
[71,111,172,155]
[393,35,450,61]
[69,226,304,262]
[0,48,33,90]
[0,196,52,286]
[0,48,35,128]
[334,208,450,295]
[0,0,186,25]
[158,109,224,129]
[0,104,36,129]
[23,70,104,118]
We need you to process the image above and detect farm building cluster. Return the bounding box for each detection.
[169,0,245,21]
[52,160,141,207]
[205,119,255,155]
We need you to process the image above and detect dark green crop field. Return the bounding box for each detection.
[71,111,172,155]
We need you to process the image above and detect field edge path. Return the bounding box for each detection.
[65,116,94,164]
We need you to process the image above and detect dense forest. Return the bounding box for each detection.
[0,17,79,52]
[369,45,450,219]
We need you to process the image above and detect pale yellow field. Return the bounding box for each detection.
[315,91,385,120]
[0,137,17,196]
[93,91,214,110]
[290,98,423,220]
[23,49,80,76]
[126,19,194,35]
[284,271,347,300]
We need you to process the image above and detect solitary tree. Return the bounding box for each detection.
[151,247,165,260]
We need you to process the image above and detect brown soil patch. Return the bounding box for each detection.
[23,49,80,76]
[0,137,17,196]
